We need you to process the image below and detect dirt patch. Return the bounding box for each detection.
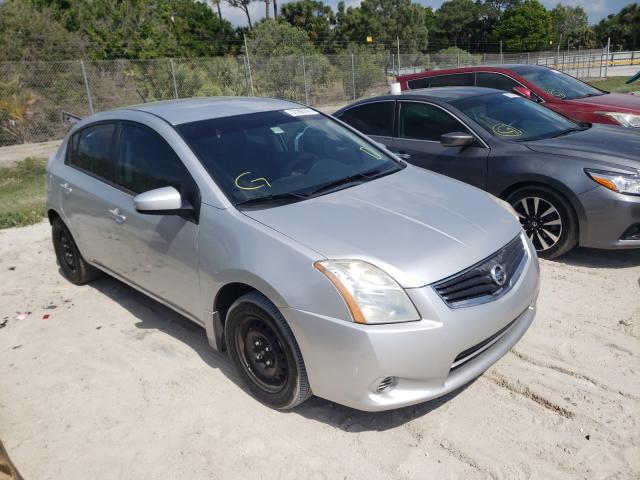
[0,222,639,479]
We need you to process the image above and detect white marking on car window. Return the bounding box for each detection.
[284,108,319,117]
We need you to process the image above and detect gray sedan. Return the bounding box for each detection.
[334,87,640,258]
[46,97,539,411]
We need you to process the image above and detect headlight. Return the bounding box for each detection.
[595,111,640,128]
[314,260,420,324]
[585,169,640,195]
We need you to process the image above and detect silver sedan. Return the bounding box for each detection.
[46,97,539,411]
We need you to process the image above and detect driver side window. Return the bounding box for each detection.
[399,102,470,142]
[116,123,198,205]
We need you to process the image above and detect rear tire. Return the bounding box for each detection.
[507,186,578,259]
[51,217,100,285]
[225,292,311,410]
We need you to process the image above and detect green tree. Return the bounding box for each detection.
[494,0,552,51]
[279,0,335,43]
[244,20,334,99]
[434,0,478,48]
[63,0,180,59]
[550,4,592,49]
[0,0,85,61]
[333,0,429,52]
[170,0,236,56]
[620,3,640,48]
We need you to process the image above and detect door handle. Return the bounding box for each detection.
[107,207,127,224]
[60,182,73,195]
[395,153,411,159]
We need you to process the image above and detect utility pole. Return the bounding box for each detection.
[264,0,270,19]
[243,34,254,96]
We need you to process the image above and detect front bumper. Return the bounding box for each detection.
[578,186,640,249]
[282,239,540,412]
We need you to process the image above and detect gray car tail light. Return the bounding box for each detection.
[432,235,527,308]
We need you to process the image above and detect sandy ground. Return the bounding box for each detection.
[0,141,62,168]
[0,221,638,480]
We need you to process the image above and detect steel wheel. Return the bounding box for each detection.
[514,196,563,252]
[225,292,312,409]
[59,230,77,271]
[235,316,290,394]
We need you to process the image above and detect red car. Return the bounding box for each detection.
[397,65,640,128]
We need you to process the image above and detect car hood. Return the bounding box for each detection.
[524,124,640,171]
[244,167,521,288]
[565,92,640,114]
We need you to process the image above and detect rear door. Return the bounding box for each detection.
[104,121,202,319]
[390,101,489,190]
[336,100,395,149]
[60,122,121,266]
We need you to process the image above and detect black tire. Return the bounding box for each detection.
[51,217,100,285]
[225,292,311,410]
[507,185,578,259]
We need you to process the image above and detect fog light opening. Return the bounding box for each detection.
[621,224,640,241]
[376,376,397,393]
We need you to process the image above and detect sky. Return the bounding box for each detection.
[219,0,629,28]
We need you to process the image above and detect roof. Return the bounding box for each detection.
[125,96,303,125]
[402,86,502,101]
[397,64,548,81]
[335,87,502,112]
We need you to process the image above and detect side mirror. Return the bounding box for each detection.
[133,186,189,215]
[513,86,533,100]
[440,132,474,147]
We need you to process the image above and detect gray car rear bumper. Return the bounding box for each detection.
[282,240,539,411]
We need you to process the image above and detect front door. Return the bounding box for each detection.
[105,122,201,319]
[391,101,489,190]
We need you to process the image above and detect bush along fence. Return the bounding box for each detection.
[1,48,639,147]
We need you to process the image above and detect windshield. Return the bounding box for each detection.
[177,108,402,206]
[452,92,583,141]
[511,66,604,100]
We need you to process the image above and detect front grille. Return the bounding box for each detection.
[433,235,526,308]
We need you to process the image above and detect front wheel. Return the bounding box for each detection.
[507,186,578,259]
[225,292,311,410]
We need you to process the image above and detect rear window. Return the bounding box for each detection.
[67,123,116,182]
[475,72,520,92]
[407,77,431,89]
[337,101,394,137]
[429,73,474,88]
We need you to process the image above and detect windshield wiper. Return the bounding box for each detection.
[305,167,398,197]
[235,191,309,207]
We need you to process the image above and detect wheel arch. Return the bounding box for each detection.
[208,278,290,352]
[47,208,61,225]
[498,179,586,227]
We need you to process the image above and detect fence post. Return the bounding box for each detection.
[243,34,255,96]
[527,52,530,64]
[169,58,179,99]
[500,40,503,63]
[302,54,309,105]
[350,53,356,100]
[80,60,94,115]
[456,51,460,68]
[604,37,610,78]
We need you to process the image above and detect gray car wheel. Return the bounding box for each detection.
[507,186,578,259]
[52,217,101,285]
[225,292,312,410]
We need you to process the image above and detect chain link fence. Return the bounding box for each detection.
[1,49,639,147]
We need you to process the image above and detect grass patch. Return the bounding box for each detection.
[0,157,47,229]
[587,76,639,94]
